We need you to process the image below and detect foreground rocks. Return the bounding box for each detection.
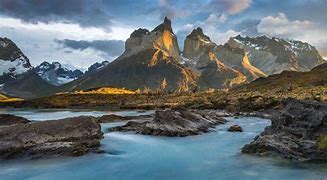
[242,99,327,161]
[228,125,243,132]
[109,109,227,137]
[98,114,153,123]
[0,116,103,159]
[0,114,30,126]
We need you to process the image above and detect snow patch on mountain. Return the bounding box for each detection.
[0,57,31,76]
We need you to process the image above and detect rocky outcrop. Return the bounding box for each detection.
[0,116,103,159]
[98,114,153,123]
[228,125,243,132]
[242,99,327,161]
[0,114,30,126]
[109,109,227,137]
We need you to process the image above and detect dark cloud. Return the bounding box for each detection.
[0,0,112,29]
[55,39,125,57]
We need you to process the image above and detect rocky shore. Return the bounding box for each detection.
[109,109,227,137]
[242,99,327,161]
[0,116,103,159]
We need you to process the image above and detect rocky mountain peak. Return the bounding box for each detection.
[187,27,211,42]
[130,28,150,38]
[152,17,173,33]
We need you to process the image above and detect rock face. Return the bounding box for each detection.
[227,35,325,75]
[228,125,243,132]
[109,109,227,137]
[0,116,103,159]
[0,37,32,84]
[182,28,248,89]
[35,61,83,86]
[65,17,197,92]
[0,114,30,126]
[242,99,327,161]
[98,114,153,123]
[85,60,109,74]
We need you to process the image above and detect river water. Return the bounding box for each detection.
[0,109,326,180]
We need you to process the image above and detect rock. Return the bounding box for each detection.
[0,116,103,159]
[98,114,153,123]
[109,109,227,137]
[0,114,30,126]
[228,125,243,132]
[242,99,327,161]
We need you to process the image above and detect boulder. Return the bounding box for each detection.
[0,114,30,126]
[109,109,227,137]
[228,125,243,132]
[0,116,103,159]
[242,99,327,161]
[98,114,153,123]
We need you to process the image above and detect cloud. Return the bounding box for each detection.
[234,19,261,36]
[0,0,112,30]
[208,0,252,15]
[55,39,125,58]
[257,13,313,37]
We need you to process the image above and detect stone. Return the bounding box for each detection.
[109,109,227,137]
[242,98,327,161]
[0,116,103,159]
[228,125,243,132]
[0,114,30,126]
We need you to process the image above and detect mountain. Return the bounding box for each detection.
[182,28,257,89]
[84,60,109,74]
[0,37,57,99]
[35,61,83,86]
[1,70,58,99]
[64,17,197,92]
[0,37,32,84]
[227,35,325,75]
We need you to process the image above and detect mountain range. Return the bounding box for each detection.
[0,17,325,99]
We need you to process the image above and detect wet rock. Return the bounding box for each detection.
[0,116,103,159]
[98,114,153,123]
[228,125,243,132]
[0,114,30,126]
[242,99,327,161]
[109,109,227,137]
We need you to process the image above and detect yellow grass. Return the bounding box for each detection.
[74,87,135,95]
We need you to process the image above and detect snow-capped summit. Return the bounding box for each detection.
[0,37,32,84]
[85,60,109,74]
[35,61,83,86]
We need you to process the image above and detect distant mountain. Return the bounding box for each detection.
[64,17,197,92]
[0,37,32,84]
[227,35,325,75]
[35,61,83,86]
[182,27,247,89]
[84,60,109,74]
[0,37,58,99]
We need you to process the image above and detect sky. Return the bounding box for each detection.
[0,0,326,69]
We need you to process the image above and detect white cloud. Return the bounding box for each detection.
[209,0,252,15]
[257,13,313,37]
[0,17,135,68]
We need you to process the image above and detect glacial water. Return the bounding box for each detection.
[0,109,326,180]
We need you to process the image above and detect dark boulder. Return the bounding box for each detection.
[109,109,227,137]
[98,114,153,123]
[0,116,103,159]
[228,125,243,132]
[0,114,30,126]
[242,99,327,161]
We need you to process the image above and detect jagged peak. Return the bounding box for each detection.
[186,27,211,42]
[130,28,150,38]
[152,17,173,33]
